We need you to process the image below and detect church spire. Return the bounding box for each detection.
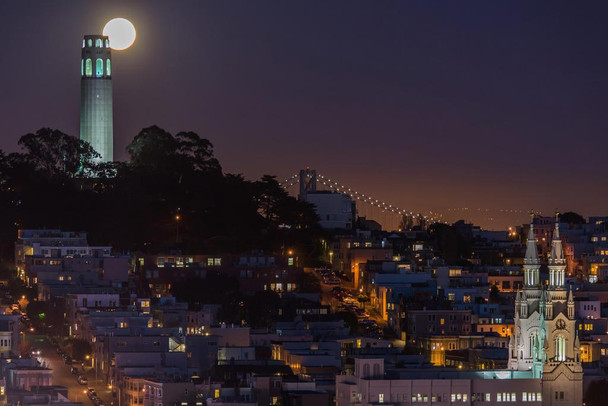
[524,212,540,287]
[548,211,567,290]
[550,211,565,263]
[525,214,539,264]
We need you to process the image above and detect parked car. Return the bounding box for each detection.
[70,367,79,375]
[78,376,88,385]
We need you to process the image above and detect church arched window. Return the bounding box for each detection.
[555,335,566,361]
[529,333,537,357]
[106,59,111,76]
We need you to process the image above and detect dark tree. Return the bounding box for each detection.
[429,223,471,264]
[15,128,100,177]
[585,378,608,406]
[560,211,585,224]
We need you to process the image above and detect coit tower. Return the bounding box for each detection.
[79,35,113,162]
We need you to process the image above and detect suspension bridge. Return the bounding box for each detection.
[280,168,529,231]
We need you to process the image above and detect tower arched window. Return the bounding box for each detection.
[85,59,92,77]
[81,59,84,76]
[106,59,111,76]
[96,39,102,48]
[529,332,537,357]
[105,39,110,48]
[87,39,93,47]
[95,58,103,77]
[82,39,85,48]
[555,335,566,362]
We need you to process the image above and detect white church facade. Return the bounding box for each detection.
[336,216,583,406]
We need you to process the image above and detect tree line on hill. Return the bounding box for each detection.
[0,127,322,260]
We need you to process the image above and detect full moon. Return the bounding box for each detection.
[103,18,136,51]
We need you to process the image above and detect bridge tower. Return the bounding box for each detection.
[298,168,317,200]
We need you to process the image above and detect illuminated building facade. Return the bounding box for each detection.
[509,216,583,405]
[335,216,584,406]
[80,35,113,162]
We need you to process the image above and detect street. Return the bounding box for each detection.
[27,335,115,406]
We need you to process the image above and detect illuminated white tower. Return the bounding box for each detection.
[509,214,583,405]
[541,213,583,406]
[509,216,544,377]
[80,35,113,162]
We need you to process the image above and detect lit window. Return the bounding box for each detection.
[378,394,384,403]
[555,335,566,361]
[87,39,92,47]
[105,39,110,48]
[207,258,214,266]
[96,38,102,47]
[497,393,502,402]
[214,258,221,266]
[106,59,111,76]
[288,257,294,266]
[96,58,103,77]
[81,59,84,76]
[448,293,455,301]
[522,392,527,402]
[85,59,92,76]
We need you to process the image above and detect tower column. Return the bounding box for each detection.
[80,35,113,162]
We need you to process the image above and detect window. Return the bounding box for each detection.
[288,257,294,266]
[378,394,384,403]
[214,258,221,266]
[555,335,566,361]
[96,58,103,77]
[81,59,84,76]
[85,58,92,76]
[106,59,111,76]
[96,38,102,47]
[87,39,93,47]
[105,39,110,48]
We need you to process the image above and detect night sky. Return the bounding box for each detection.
[1,1,607,229]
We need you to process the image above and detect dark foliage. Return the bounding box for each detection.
[0,126,321,259]
[584,378,608,406]
[560,211,585,224]
[428,223,471,264]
